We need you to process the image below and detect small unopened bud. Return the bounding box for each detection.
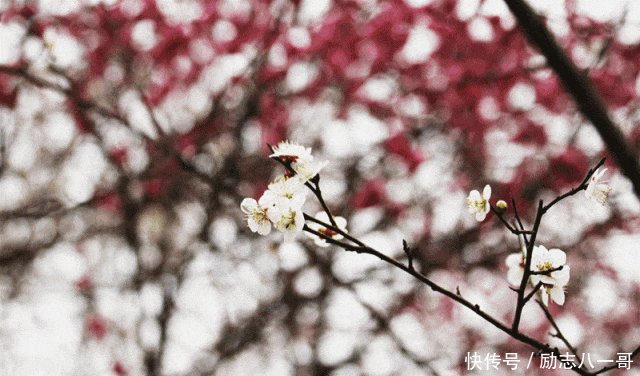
[496,200,508,210]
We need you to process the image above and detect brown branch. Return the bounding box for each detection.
[503,0,640,199]
[537,300,583,364]
[512,198,530,247]
[522,282,542,305]
[542,158,606,213]
[301,224,589,375]
[490,205,532,235]
[511,200,543,332]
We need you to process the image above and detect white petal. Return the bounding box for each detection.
[475,211,487,221]
[539,289,549,306]
[507,267,523,286]
[552,265,570,286]
[584,184,593,197]
[289,192,307,209]
[294,209,305,231]
[482,184,491,200]
[548,248,566,266]
[315,211,330,223]
[247,219,260,232]
[335,216,348,230]
[257,222,272,236]
[505,253,522,268]
[306,222,321,232]
[550,286,565,305]
[241,198,257,213]
[468,190,481,201]
[536,245,548,254]
[260,190,278,207]
[266,200,287,219]
[539,275,555,285]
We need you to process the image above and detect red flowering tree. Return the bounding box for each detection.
[0,0,639,374]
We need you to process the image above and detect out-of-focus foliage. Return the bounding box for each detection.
[0,0,639,375]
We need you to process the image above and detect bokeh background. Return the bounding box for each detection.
[0,0,639,375]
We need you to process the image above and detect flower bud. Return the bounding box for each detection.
[496,200,508,210]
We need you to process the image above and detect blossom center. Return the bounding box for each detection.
[251,208,268,223]
[466,197,486,212]
[280,155,299,163]
[279,210,298,229]
[593,186,611,204]
[536,260,554,272]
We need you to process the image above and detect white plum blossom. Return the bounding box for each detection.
[263,176,308,209]
[585,167,612,205]
[505,242,570,306]
[270,140,313,164]
[242,140,328,241]
[466,184,491,222]
[240,196,274,235]
[305,211,348,247]
[270,140,327,183]
[293,158,328,182]
[538,265,570,306]
[272,206,305,241]
[530,245,570,306]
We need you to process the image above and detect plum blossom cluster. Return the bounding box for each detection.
[467,167,611,224]
[240,177,306,240]
[241,141,344,244]
[468,166,611,306]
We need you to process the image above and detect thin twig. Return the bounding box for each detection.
[491,205,533,235]
[301,221,589,375]
[403,239,414,271]
[504,0,640,199]
[537,300,583,366]
[542,158,606,213]
[530,265,564,275]
[522,282,542,305]
[512,200,544,332]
